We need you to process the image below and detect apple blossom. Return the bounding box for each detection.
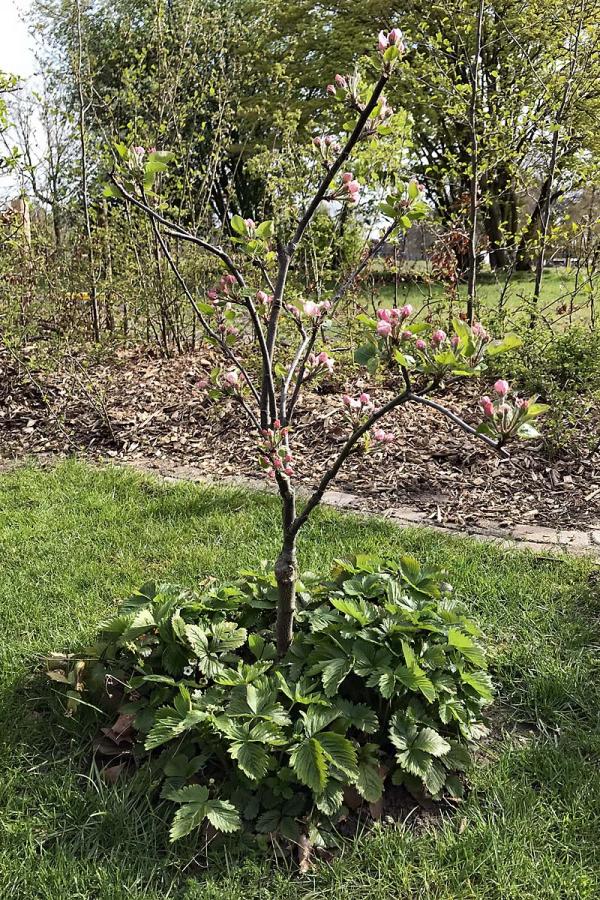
[415,338,427,351]
[432,329,447,345]
[494,379,509,396]
[516,398,529,411]
[377,308,392,322]
[378,30,389,51]
[326,84,336,95]
[377,320,393,337]
[480,396,494,417]
[223,370,239,387]
[399,304,413,319]
[401,330,413,341]
[388,28,403,46]
[334,73,347,88]
[451,335,460,349]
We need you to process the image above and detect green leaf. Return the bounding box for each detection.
[330,595,375,625]
[517,422,541,439]
[230,740,269,781]
[248,633,277,661]
[486,333,522,356]
[290,737,328,794]
[461,670,494,700]
[205,799,241,833]
[354,342,378,366]
[230,215,248,236]
[395,666,437,703]
[321,658,352,697]
[315,779,344,816]
[356,744,384,802]
[318,732,358,779]
[333,699,378,734]
[424,758,447,795]
[255,220,274,239]
[447,628,487,668]
[412,727,451,757]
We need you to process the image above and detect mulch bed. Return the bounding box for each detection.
[1,345,599,529]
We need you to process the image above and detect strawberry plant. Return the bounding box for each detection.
[56,556,493,846]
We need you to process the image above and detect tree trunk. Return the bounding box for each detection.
[275,486,297,657]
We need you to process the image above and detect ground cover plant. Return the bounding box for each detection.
[1,462,599,899]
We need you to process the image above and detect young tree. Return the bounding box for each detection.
[109,28,546,656]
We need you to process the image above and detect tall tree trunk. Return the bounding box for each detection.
[466,0,485,323]
[275,485,297,658]
[74,0,100,342]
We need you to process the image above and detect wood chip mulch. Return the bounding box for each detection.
[1,346,599,530]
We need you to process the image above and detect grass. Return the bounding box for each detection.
[362,269,594,328]
[1,460,599,899]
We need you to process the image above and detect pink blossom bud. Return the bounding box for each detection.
[415,338,426,351]
[401,330,413,341]
[132,145,145,157]
[432,329,447,345]
[284,453,293,463]
[196,378,209,390]
[207,290,218,301]
[377,320,393,337]
[304,300,320,318]
[450,335,460,349]
[359,393,371,404]
[342,394,351,406]
[399,304,413,319]
[326,84,336,95]
[256,290,269,303]
[223,370,239,387]
[342,172,353,184]
[378,30,389,51]
[347,180,360,194]
[313,136,322,148]
[284,466,294,477]
[377,308,392,322]
[388,28,403,46]
[494,379,510,396]
[480,396,494,418]
[273,419,281,429]
[516,398,529,411]
[223,273,236,285]
[245,219,255,230]
[373,428,386,442]
[335,74,347,88]
[273,457,283,470]
[324,135,333,146]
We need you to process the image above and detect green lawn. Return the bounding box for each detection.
[362,269,593,328]
[1,461,599,899]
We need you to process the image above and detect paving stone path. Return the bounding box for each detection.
[2,454,598,558]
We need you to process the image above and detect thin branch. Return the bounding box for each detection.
[407,393,509,457]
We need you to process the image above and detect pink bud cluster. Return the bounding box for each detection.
[313,134,342,160]
[375,304,413,338]
[326,73,348,96]
[222,369,239,389]
[304,299,332,319]
[206,272,238,304]
[258,420,294,479]
[478,380,535,441]
[373,427,395,444]
[378,28,404,53]
[342,392,375,428]
[307,350,334,375]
